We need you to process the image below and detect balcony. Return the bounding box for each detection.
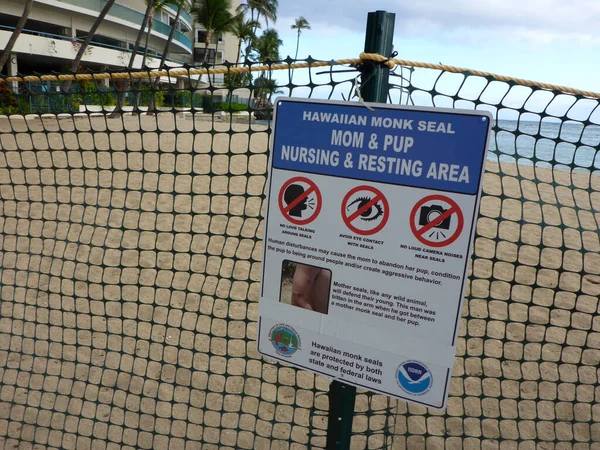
[0,24,189,69]
[45,0,192,52]
[161,4,194,29]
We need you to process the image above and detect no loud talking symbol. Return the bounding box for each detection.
[278,176,322,226]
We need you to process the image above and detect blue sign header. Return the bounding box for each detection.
[271,99,491,195]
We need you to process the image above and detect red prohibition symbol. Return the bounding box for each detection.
[278,176,322,226]
[341,185,390,236]
[409,194,464,248]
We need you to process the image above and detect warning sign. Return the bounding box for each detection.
[341,185,389,235]
[278,176,322,225]
[409,195,464,247]
[258,98,492,410]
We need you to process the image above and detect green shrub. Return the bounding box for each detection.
[173,90,191,107]
[213,101,249,113]
[136,85,164,108]
[77,80,117,107]
[0,88,19,115]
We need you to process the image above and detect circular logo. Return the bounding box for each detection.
[396,361,433,395]
[269,325,300,357]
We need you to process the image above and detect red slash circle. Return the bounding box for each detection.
[278,176,322,225]
[409,194,464,248]
[341,185,390,236]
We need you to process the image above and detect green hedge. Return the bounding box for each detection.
[213,101,249,113]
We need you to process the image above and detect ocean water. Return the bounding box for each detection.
[490,120,600,170]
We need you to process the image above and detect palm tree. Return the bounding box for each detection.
[0,0,35,73]
[253,28,282,101]
[211,11,242,82]
[237,0,277,27]
[192,0,234,64]
[227,16,259,88]
[231,16,260,67]
[290,16,310,82]
[112,0,155,115]
[237,0,277,63]
[64,0,117,92]
[253,28,282,62]
[291,17,310,62]
[155,0,189,68]
[147,0,190,114]
[129,0,155,70]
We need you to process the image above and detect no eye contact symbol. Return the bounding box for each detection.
[341,185,389,236]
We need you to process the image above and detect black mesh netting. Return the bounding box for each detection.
[0,59,599,450]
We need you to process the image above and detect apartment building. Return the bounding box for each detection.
[0,0,241,84]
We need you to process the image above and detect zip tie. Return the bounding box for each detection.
[353,75,374,112]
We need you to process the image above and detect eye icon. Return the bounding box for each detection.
[341,185,390,236]
[346,196,384,222]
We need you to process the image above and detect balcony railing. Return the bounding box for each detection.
[52,0,192,51]
[0,24,188,65]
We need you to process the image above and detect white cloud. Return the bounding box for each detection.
[277,0,600,46]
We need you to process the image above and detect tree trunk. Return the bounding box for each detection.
[294,31,300,61]
[203,31,211,63]
[231,38,242,87]
[112,0,154,117]
[135,13,154,111]
[140,14,154,69]
[243,9,256,65]
[196,31,211,89]
[148,5,182,115]
[291,30,300,81]
[213,38,219,84]
[64,0,117,92]
[0,0,35,73]
[129,1,154,70]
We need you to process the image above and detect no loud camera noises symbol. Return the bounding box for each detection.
[409,194,464,248]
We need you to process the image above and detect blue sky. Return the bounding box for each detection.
[268,0,600,107]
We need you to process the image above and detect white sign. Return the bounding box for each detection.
[258,98,492,409]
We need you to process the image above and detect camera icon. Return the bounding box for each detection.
[419,204,451,230]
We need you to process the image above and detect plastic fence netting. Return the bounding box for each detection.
[0,59,599,450]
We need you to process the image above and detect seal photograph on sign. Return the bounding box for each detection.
[279,260,331,314]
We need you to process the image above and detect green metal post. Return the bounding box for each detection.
[325,10,395,450]
[361,10,396,103]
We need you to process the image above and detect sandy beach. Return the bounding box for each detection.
[0,112,599,449]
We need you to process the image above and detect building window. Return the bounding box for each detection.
[197,30,207,43]
[210,33,223,44]
[195,48,217,64]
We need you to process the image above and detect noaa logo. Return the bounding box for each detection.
[396,361,432,395]
[269,325,300,357]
